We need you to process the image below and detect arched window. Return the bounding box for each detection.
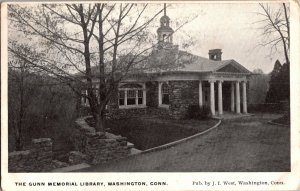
[118,83,146,108]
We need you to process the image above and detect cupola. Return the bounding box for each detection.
[157,4,174,48]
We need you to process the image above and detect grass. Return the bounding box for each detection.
[79,113,290,172]
[87,116,217,150]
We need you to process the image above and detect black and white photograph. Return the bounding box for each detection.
[1,1,299,190]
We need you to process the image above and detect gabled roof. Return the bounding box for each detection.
[143,49,251,74]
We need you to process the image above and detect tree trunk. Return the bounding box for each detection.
[15,62,25,151]
[94,111,105,132]
[15,123,23,151]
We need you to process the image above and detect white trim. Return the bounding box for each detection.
[124,90,128,106]
[159,104,169,109]
[158,82,162,105]
[142,83,146,105]
[119,105,147,109]
[199,81,203,107]
[235,81,241,114]
[242,81,247,113]
[209,81,215,115]
[214,59,252,74]
[118,82,146,109]
[158,82,170,108]
[142,120,222,153]
[217,80,223,115]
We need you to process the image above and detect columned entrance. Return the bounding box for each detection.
[209,80,215,115]
[242,81,247,113]
[199,80,248,116]
[217,80,223,115]
[235,81,241,114]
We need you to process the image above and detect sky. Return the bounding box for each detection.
[9,3,287,74]
[147,3,286,73]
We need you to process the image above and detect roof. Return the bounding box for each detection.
[141,49,251,74]
[78,47,251,79]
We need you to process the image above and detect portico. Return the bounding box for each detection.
[198,78,248,116]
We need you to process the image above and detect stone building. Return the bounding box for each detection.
[80,6,252,119]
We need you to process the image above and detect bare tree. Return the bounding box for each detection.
[8,58,41,150]
[257,3,290,65]
[8,3,191,132]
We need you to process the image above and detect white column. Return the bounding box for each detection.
[81,96,85,106]
[218,80,223,115]
[209,80,215,115]
[235,81,240,114]
[231,82,235,112]
[199,81,203,107]
[135,90,138,105]
[158,82,162,105]
[242,81,247,113]
[85,90,89,106]
[124,89,127,106]
[143,83,146,105]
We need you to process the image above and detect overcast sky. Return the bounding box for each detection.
[9,3,287,74]
[149,3,286,73]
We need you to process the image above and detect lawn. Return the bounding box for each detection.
[87,116,217,150]
[79,113,290,172]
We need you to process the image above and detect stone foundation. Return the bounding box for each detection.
[8,138,53,172]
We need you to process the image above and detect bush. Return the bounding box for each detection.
[186,105,211,119]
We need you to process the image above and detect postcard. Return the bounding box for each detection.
[1,1,300,190]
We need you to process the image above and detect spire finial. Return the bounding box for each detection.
[164,3,166,16]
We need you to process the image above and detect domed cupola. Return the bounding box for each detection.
[157,4,174,48]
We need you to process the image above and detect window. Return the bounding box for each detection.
[161,83,169,105]
[119,90,125,106]
[127,90,136,105]
[138,90,143,104]
[118,83,146,108]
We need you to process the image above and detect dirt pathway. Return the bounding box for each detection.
[78,113,290,172]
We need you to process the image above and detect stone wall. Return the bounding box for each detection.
[71,117,132,165]
[146,81,159,107]
[79,80,200,120]
[105,80,199,119]
[169,80,199,119]
[8,138,53,172]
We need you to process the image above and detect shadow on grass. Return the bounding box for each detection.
[87,116,217,150]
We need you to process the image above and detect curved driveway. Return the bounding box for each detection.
[79,113,290,172]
